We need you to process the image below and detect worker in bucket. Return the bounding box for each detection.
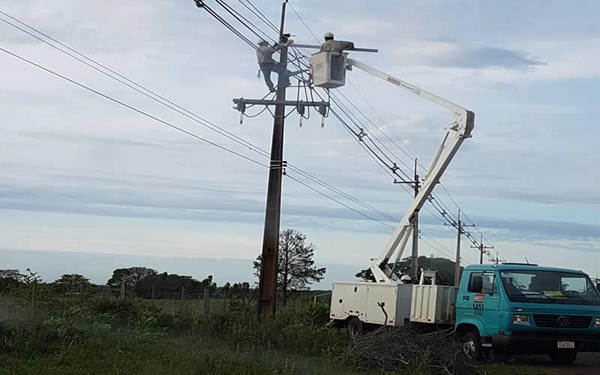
[319,32,354,55]
[256,39,291,92]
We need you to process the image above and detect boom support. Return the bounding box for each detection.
[346,58,475,283]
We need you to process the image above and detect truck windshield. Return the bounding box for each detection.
[500,270,600,305]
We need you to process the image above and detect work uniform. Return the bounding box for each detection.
[319,40,355,55]
[256,44,284,92]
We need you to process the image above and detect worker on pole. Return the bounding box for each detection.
[256,39,291,92]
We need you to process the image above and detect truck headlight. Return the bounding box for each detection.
[513,314,530,326]
[595,318,600,327]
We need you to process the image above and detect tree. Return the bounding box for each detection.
[200,275,217,294]
[107,267,157,289]
[134,272,206,299]
[0,269,25,294]
[23,268,42,285]
[53,274,91,295]
[253,229,326,304]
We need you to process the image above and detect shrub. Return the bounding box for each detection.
[0,317,85,357]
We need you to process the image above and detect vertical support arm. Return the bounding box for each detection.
[346,59,475,283]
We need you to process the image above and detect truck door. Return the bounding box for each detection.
[480,272,500,337]
[460,272,500,337]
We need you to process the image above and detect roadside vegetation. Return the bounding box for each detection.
[0,287,548,375]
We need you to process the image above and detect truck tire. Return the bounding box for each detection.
[346,317,363,340]
[549,350,577,365]
[458,330,482,361]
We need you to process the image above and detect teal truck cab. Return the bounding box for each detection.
[455,263,600,363]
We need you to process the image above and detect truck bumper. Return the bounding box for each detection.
[492,332,600,353]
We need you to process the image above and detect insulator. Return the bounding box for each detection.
[321,115,325,128]
[299,116,303,128]
[239,112,244,125]
[236,101,246,113]
[318,103,327,117]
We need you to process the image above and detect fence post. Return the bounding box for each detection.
[203,288,210,315]
[31,280,36,316]
[120,278,125,299]
[180,286,185,314]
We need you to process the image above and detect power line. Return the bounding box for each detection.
[286,174,394,229]
[284,3,500,256]
[1,45,405,232]
[0,46,270,169]
[0,10,402,227]
[4,2,499,262]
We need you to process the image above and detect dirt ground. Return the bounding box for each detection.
[495,353,600,375]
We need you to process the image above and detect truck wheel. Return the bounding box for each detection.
[549,350,577,365]
[346,317,363,340]
[458,330,482,361]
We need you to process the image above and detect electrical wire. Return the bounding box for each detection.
[2,3,498,260]
[285,1,499,255]
[0,10,404,229]
[0,46,269,169]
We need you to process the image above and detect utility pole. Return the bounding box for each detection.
[454,210,462,287]
[256,1,288,320]
[410,159,419,281]
[230,1,329,320]
[453,210,474,286]
[394,158,420,281]
[471,235,494,265]
[491,250,506,265]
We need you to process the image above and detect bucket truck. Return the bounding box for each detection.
[309,46,600,364]
[322,55,473,334]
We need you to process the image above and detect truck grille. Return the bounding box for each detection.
[533,314,591,329]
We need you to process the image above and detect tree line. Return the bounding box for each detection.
[0,229,327,303]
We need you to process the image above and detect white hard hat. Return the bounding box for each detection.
[324,32,334,39]
[400,275,412,284]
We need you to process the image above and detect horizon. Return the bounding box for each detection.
[1,0,599,285]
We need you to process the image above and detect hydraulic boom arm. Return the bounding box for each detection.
[346,58,475,283]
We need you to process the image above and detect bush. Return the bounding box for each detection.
[197,298,343,357]
[0,317,85,357]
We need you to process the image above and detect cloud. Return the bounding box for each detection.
[474,217,600,243]
[432,44,543,69]
[394,41,543,70]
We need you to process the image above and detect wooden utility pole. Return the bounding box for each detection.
[257,0,289,320]
[410,158,419,281]
[230,1,327,320]
[453,210,475,285]
[454,210,462,286]
[393,158,420,281]
[471,235,494,265]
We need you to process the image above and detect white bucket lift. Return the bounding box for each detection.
[310,51,348,89]
[291,40,377,89]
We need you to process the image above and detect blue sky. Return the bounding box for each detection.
[1,0,599,286]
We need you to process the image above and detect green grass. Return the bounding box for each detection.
[0,295,565,375]
[0,326,364,375]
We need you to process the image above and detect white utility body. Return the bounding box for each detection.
[323,56,474,328]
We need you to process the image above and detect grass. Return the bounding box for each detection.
[0,326,363,375]
[0,295,564,375]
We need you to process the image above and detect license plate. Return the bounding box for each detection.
[557,341,575,349]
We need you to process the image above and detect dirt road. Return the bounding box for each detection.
[495,353,600,375]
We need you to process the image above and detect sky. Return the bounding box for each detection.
[1,0,599,287]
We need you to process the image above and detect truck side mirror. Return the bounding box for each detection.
[469,275,483,293]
